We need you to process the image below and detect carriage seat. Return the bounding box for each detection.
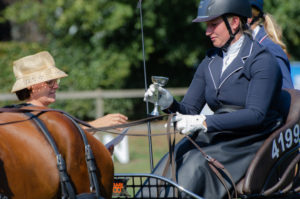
[237,89,300,197]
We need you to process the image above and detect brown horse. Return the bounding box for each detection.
[0,107,114,199]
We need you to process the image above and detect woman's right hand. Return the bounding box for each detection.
[144,84,174,110]
[172,112,207,134]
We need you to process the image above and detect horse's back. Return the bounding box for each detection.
[0,110,113,199]
[38,111,114,197]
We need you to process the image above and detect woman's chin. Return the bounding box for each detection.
[47,97,56,105]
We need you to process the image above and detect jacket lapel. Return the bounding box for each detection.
[208,50,223,89]
[219,36,254,86]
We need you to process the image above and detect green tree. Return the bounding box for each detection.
[1,0,300,119]
[1,0,205,119]
[264,0,300,59]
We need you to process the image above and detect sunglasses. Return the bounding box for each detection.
[45,79,60,88]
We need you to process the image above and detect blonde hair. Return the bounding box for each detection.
[263,14,287,54]
[252,8,288,54]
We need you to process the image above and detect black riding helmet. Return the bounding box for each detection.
[249,0,264,26]
[192,0,252,51]
[250,0,264,13]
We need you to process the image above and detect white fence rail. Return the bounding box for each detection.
[0,88,188,117]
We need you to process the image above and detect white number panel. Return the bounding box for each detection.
[272,124,299,159]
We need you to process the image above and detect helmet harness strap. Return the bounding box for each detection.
[221,15,240,52]
[250,11,264,26]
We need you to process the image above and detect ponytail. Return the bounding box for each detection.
[251,6,288,55]
[263,13,288,55]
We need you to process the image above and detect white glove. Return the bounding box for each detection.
[172,112,207,134]
[144,84,173,110]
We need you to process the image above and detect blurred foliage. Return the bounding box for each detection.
[0,0,299,120]
[0,42,44,92]
[264,0,300,59]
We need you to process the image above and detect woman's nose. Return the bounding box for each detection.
[53,82,59,89]
[206,26,212,36]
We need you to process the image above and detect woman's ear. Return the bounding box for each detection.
[27,86,35,95]
[233,16,241,32]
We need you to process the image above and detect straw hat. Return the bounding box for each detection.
[11,51,68,93]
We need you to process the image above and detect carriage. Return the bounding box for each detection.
[111,89,300,199]
[0,89,299,199]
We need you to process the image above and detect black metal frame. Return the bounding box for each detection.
[112,172,300,199]
[112,173,204,199]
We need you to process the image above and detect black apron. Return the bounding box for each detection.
[137,109,282,199]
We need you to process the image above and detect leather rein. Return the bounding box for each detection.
[0,107,238,198]
[0,107,172,136]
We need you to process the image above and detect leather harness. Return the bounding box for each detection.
[0,105,243,199]
[0,105,102,199]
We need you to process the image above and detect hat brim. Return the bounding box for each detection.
[11,67,68,93]
[192,15,220,23]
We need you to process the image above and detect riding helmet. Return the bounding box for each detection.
[250,0,264,12]
[192,0,252,22]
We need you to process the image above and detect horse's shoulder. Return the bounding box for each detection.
[39,110,75,127]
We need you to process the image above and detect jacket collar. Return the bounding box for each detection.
[254,25,268,44]
[208,34,254,89]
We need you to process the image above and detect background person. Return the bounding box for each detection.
[249,0,293,89]
[143,0,286,198]
[10,51,128,128]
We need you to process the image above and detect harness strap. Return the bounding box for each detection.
[0,106,92,127]
[184,134,238,199]
[221,15,240,52]
[250,11,264,26]
[0,107,167,133]
[158,114,177,197]
[63,114,102,198]
[23,112,76,199]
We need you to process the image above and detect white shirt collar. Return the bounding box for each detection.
[221,34,245,75]
[224,34,245,57]
[252,26,260,39]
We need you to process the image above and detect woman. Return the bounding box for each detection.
[143,0,285,198]
[249,0,293,89]
[10,51,128,128]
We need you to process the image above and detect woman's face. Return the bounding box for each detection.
[28,79,59,107]
[205,16,240,48]
[205,17,230,48]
